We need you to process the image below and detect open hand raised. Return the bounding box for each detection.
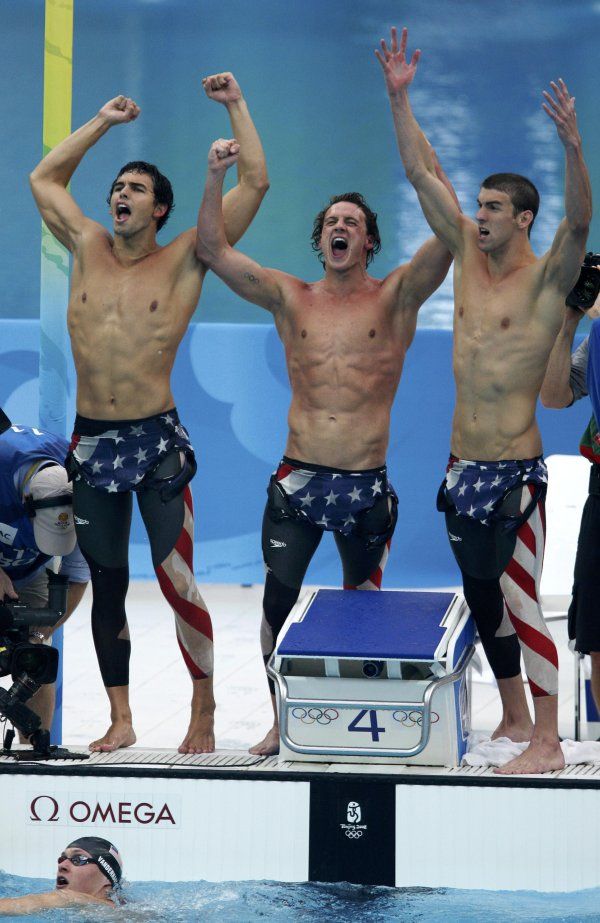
[542,79,581,148]
[375,27,421,95]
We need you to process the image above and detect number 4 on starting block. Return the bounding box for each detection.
[348,709,386,742]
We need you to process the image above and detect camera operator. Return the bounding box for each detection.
[541,254,600,711]
[0,419,89,736]
[0,836,123,914]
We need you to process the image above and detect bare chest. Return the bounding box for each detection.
[282,295,400,362]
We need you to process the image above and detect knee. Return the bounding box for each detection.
[262,574,299,633]
[160,560,194,602]
[88,561,128,600]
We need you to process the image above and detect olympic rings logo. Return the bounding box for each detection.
[392,709,440,727]
[345,828,363,839]
[291,707,339,725]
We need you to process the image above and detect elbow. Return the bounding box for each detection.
[244,171,270,200]
[195,237,224,267]
[404,161,429,188]
[540,393,569,410]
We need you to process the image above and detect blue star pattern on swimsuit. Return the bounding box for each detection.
[67,410,194,493]
[444,456,548,524]
[275,458,395,534]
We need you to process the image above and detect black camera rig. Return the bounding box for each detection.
[566,252,600,312]
[0,569,87,761]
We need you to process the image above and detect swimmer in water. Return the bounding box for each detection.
[0,836,123,915]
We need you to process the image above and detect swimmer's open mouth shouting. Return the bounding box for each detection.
[56,875,68,889]
[331,235,348,258]
[115,203,131,223]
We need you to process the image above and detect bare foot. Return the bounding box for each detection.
[249,725,280,756]
[89,720,136,753]
[494,738,565,775]
[178,712,215,754]
[491,719,533,743]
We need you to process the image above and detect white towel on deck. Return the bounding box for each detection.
[462,731,600,768]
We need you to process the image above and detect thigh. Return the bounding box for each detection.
[137,452,186,568]
[14,569,48,608]
[334,494,396,587]
[73,478,132,569]
[262,478,323,588]
[444,506,517,581]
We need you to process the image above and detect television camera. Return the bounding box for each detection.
[0,568,87,760]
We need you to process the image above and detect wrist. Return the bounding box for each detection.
[388,86,410,103]
[224,94,245,111]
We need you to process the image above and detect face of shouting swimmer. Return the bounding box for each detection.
[109,171,167,239]
[475,187,533,254]
[55,847,112,899]
[318,201,374,271]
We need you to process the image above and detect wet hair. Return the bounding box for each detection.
[107,160,174,231]
[311,192,381,267]
[481,173,540,237]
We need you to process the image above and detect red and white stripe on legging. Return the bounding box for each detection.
[499,483,559,697]
[156,485,214,679]
[344,539,391,591]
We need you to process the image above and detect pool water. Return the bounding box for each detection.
[1,875,599,922]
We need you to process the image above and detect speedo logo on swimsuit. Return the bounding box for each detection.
[448,532,462,542]
[74,516,89,526]
[269,539,287,549]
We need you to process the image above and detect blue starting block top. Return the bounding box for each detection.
[277,589,457,661]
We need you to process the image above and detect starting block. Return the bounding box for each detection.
[268,589,475,766]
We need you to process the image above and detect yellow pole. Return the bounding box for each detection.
[40,0,74,744]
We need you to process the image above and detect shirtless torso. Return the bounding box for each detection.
[275,271,419,469]
[68,221,204,419]
[451,235,565,462]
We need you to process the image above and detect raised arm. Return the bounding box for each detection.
[542,79,592,293]
[202,73,269,246]
[196,140,285,314]
[376,27,466,254]
[29,96,140,252]
[396,150,458,311]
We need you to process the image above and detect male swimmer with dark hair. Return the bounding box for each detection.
[379,26,591,773]
[30,73,269,754]
[0,837,123,915]
[196,123,456,753]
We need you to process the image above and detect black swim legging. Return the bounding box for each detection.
[260,488,395,693]
[73,452,213,686]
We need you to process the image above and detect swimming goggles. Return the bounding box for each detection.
[57,853,97,867]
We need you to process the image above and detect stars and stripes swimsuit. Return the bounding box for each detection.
[67,409,213,687]
[441,455,558,698]
[260,457,398,687]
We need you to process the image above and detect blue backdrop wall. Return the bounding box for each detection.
[0,321,590,587]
